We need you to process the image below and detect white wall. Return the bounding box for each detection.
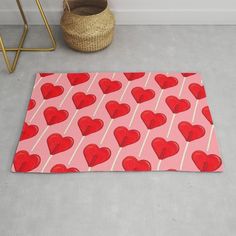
[1,0,236,24]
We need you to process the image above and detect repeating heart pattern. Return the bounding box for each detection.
[12,72,223,173]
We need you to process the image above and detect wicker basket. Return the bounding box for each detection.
[60,0,115,52]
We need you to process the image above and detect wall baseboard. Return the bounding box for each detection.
[1,9,236,25]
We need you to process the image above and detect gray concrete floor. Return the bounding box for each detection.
[0,25,236,236]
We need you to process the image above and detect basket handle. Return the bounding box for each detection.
[63,0,71,12]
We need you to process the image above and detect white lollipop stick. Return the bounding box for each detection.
[59,86,73,108]
[192,100,199,122]
[111,147,122,171]
[157,160,162,170]
[93,94,105,117]
[34,75,43,89]
[179,142,189,170]
[87,73,98,92]
[100,119,113,144]
[68,136,85,165]
[41,155,52,173]
[55,74,63,83]
[207,125,214,151]
[29,100,45,123]
[155,90,164,111]
[111,73,116,79]
[167,114,176,138]
[138,130,150,157]
[64,110,78,134]
[31,126,49,151]
[144,72,152,87]
[129,104,139,127]
[178,77,186,97]
[120,81,130,101]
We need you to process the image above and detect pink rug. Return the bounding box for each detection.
[12,72,223,173]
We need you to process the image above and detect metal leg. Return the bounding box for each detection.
[0,0,28,73]
[0,0,56,73]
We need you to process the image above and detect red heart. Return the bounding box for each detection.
[67,73,90,86]
[106,101,130,119]
[124,72,145,81]
[189,83,206,100]
[131,87,155,103]
[155,74,178,89]
[27,99,36,111]
[122,156,151,171]
[141,111,166,129]
[78,116,103,136]
[181,73,196,77]
[13,151,41,172]
[41,83,64,100]
[178,122,205,142]
[202,106,213,125]
[47,133,74,155]
[99,78,122,94]
[40,73,54,77]
[152,138,179,160]
[166,96,191,114]
[44,107,69,125]
[50,164,79,173]
[83,144,111,167]
[114,126,140,147]
[72,92,96,109]
[20,122,39,141]
[192,151,222,172]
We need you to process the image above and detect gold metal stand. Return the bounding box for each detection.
[0,0,56,73]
